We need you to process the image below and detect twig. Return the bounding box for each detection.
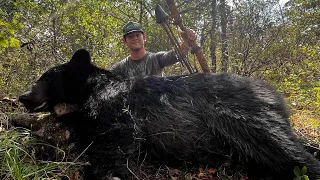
[62,141,94,173]
[127,157,140,180]
[304,143,320,151]
[139,150,147,171]
[38,160,90,166]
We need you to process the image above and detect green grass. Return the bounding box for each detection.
[0,128,69,180]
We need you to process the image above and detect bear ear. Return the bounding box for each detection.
[69,49,91,65]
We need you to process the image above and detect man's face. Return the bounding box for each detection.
[124,32,146,51]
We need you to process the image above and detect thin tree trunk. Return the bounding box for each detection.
[220,0,228,72]
[51,10,57,59]
[139,1,143,24]
[210,0,217,73]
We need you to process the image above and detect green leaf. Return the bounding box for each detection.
[0,37,9,48]
[294,166,301,176]
[0,9,5,16]
[9,37,20,49]
[8,29,15,35]
[301,166,307,175]
[17,23,24,29]
[302,175,309,180]
[12,19,18,25]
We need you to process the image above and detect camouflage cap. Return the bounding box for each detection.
[123,21,144,37]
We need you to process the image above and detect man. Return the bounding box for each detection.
[111,21,196,78]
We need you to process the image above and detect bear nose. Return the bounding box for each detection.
[19,91,31,104]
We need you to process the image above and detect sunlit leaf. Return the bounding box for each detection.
[0,37,9,48]
[17,23,24,29]
[8,29,15,35]
[302,175,309,180]
[12,19,18,24]
[9,37,20,49]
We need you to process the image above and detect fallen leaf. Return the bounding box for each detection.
[207,168,217,174]
[169,168,180,177]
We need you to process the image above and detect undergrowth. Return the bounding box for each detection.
[0,127,70,180]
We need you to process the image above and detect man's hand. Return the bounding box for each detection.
[180,28,197,46]
[179,28,196,55]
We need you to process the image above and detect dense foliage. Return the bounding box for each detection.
[0,0,319,110]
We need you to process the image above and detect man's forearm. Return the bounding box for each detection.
[179,41,190,56]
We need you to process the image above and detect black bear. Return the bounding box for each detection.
[19,49,320,180]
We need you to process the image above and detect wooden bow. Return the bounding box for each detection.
[166,0,210,73]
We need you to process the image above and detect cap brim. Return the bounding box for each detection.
[124,30,144,36]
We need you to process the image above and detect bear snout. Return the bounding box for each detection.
[19,91,38,111]
[19,91,32,105]
[19,91,48,112]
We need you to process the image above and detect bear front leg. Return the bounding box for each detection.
[87,127,140,180]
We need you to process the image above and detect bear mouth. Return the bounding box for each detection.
[19,99,49,113]
[33,101,49,112]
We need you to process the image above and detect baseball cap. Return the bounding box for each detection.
[123,21,144,37]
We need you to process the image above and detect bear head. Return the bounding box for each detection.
[19,49,93,112]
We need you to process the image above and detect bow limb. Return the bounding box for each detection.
[166,0,210,73]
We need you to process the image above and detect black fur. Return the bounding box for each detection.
[19,49,320,180]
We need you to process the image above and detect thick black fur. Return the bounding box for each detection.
[19,49,320,180]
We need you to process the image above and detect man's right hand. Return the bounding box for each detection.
[179,28,197,47]
[179,28,197,55]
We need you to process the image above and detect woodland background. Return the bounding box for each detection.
[0,0,319,179]
[0,0,319,111]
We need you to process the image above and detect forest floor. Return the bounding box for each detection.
[290,109,320,146]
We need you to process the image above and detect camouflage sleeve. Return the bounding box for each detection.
[154,50,179,69]
[110,58,127,78]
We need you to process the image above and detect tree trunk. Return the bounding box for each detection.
[139,1,143,24]
[210,0,217,73]
[220,0,228,72]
